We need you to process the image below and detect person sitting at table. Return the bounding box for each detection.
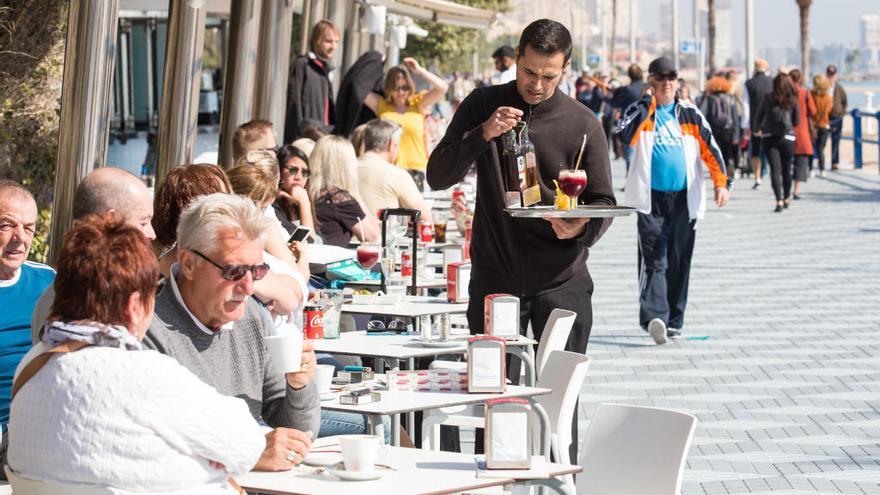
[308,135,380,247]
[272,144,316,237]
[145,193,320,470]
[357,118,433,222]
[231,119,278,165]
[8,212,265,492]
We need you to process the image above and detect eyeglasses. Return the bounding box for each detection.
[367,319,408,332]
[395,85,411,93]
[653,73,678,82]
[286,165,310,178]
[191,249,270,282]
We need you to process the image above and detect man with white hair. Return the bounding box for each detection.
[357,118,433,222]
[0,181,54,431]
[145,193,320,471]
[31,167,155,343]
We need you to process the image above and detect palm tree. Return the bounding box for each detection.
[797,0,813,78]
[609,0,618,70]
[707,0,716,74]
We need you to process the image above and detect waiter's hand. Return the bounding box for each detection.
[482,107,523,141]
[714,187,730,208]
[545,217,590,239]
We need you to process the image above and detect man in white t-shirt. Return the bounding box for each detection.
[492,45,517,85]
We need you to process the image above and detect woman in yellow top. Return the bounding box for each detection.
[364,58,448,189]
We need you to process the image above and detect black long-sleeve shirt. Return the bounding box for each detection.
[426,81,616,297]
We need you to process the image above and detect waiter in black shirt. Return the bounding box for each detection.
[427,19,614,365]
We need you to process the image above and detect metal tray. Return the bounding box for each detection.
[504,205,637,218]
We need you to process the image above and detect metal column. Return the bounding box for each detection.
[155,0,207,182]
[48,0,120,263]
[672,0,680,70]
[219,0,260,168]
[255,0,294,145]
[119,19,135,134]
[745,0,754,78]
[145,18,158,128]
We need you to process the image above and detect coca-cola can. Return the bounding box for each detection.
[401,250,413,277]
[419,221,433,243]
[303,305,324,339]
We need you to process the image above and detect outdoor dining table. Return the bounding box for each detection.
[320,376,551,449]
[237,436,580,495]
[341,296,468,326]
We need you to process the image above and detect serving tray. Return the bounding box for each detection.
[504,205,637,218]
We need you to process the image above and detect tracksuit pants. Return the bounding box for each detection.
[637,189,697,330]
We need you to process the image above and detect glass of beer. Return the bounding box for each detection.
[433,211,449,244]
[558,169,587,210]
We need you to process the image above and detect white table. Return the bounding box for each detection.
[342,297,468,320]
[238,438,579,495]
[344,276,448,291]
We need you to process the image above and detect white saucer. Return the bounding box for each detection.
[324,462,385,481]
[302,452,342,467]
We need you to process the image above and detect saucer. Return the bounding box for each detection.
[324,462,386,481]
[302,452,342,467]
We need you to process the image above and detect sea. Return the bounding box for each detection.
[842,80,880,111]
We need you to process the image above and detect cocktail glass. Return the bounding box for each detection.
[356,243,380,269]
[558,169,587,210]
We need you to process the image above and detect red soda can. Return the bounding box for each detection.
[452,188,465,202]
[401,250,413,277]
[303,305,324,339]
[419,221,433,243]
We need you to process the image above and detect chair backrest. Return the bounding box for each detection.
[5,466,123,495]
[533,351,590,465]
[576,403,698,495]
[533,308,576,378]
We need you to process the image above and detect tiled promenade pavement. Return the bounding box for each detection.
[582,162,880,494]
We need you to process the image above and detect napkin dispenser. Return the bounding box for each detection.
[442,244,464,275]
[447,261,471,303]
[485,397,532,469]
[467,336,506,393]
[484,294,520,339]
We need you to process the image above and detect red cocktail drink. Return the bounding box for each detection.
[356,244,380,269]
[558,170,587,197]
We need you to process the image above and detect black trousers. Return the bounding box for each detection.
[764,135,795,201]
[814,127,830,172]
[458,274,594,462]
[829,116,843,165]
[637,190,697,330]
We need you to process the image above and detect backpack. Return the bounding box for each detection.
[699,94,735,132]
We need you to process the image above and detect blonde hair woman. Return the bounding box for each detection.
[364,58,448,189]
[308,136,380,246]
[811,74,833,177]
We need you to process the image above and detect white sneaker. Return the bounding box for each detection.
[648,318,668,345]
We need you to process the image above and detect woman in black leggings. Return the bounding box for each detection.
[754,73,800,212]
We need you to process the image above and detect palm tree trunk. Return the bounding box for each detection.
[707,0,716,75]
[798,1,812,79]
[610,0,618,71]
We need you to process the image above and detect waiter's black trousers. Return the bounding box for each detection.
[637,189,697,330]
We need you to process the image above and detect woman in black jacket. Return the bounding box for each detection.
[754,73,800,212]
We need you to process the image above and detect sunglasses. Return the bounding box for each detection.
[192,250,270,282]
[367,319,408,332]
[654,73,678,82]
[395,85,412,93]
[286,165,310,178]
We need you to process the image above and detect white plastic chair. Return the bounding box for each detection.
[5,466,124,494]
[576,403,698,495]
[422,309,578,450]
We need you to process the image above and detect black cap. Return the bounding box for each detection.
[648,56,677,77]
[492,45,515,59]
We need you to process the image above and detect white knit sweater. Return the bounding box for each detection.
[7,345,266,494]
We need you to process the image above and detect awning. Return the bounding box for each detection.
[376,0,496,30]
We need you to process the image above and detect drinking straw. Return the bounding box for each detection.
[574,133,587,170]
[357,216,365,241]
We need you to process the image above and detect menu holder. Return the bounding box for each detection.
[443,244,465,275]
[484,294,520,339]
[447,261,471,303]
[485,397,532,469]
[467,336,506,393]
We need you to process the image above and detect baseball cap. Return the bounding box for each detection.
[826,64,838,76]
[648,57,677,78]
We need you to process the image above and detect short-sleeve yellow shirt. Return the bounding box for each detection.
[377,92,428,171]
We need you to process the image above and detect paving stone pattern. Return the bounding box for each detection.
[580,164,880,494]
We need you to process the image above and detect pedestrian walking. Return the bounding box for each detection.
[616,56,730,345]
[789,69,816,199]
[825,65,848,171]
[611,64,645,173]
[811,74,833,177]
[754,73,800,213]
[744,60,773,188]
[697,75,740,183]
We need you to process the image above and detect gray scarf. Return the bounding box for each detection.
[41,320,142,351]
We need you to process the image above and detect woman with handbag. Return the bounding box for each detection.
[789,69,816,199]
[754,73,800,212]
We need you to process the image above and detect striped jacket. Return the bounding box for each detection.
[616,95,730,220]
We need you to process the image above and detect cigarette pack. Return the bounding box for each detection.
[335,368,374,384]
[484,294,520,339]
[447,261,471,303]
[339,391,381,405]
[386,370,469,391]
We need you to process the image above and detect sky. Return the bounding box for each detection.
[640,0,877,50]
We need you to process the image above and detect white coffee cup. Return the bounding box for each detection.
[340,434,380,472]
[315,364,335,393]
[264,332,303,373]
